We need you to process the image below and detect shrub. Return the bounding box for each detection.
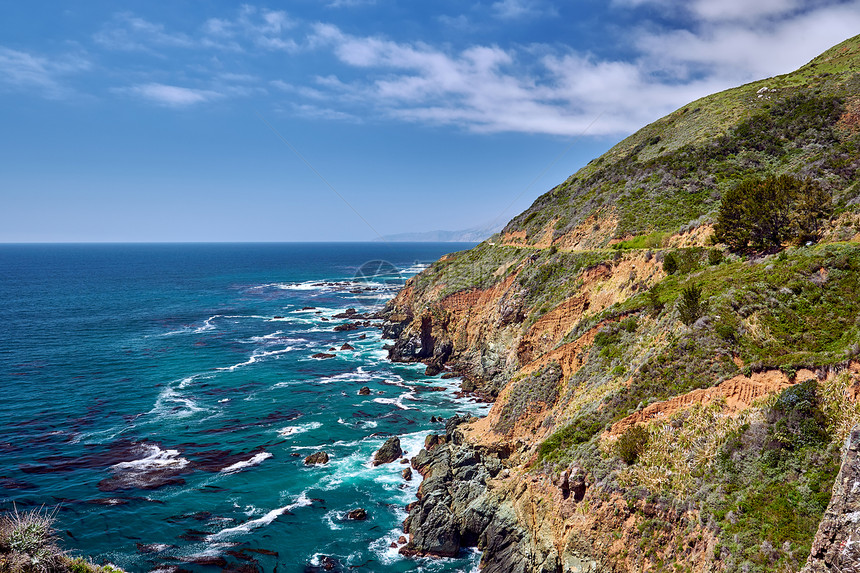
[663,252,678,275]
[538,416,605,463]
[708,248,724,266]
[766,380,828,450]
[616,425,650,465]
[677,284,707,327]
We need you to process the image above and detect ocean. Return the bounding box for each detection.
[0,243,488,573]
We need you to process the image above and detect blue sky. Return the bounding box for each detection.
[2,1,858,242]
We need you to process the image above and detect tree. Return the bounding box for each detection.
[713,175,832,252]
[677,283,707,327]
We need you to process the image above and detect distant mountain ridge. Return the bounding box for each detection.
[377,222,504,242]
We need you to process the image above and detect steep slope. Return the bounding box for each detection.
[383,35,860,573]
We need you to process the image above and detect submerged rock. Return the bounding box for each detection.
[373,437,402,466]
[311,353,336,359]
[358,386,371,396]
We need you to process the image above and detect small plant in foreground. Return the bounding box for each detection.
[0,504,63,573]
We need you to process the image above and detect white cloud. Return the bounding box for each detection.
[491,0,549,19]
[634,1,860,79]
[94,13,194,51]
[292,1,860,136]
[97,8,298,54]
[0,46,90,99]
[121,83,222,106]
[303,25,732,135]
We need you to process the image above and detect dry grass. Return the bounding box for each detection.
[820,370,860,443]
[613,401,763,493]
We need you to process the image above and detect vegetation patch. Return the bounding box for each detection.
[0,506,121,573]
[494,363,563,434]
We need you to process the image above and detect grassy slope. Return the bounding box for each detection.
[503,34,860,244]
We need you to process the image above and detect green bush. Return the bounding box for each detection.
[708,248,724,266]
[663,253,678,275]
[616,425,650,465]
[677,284,707,327]
[538,416,604,463]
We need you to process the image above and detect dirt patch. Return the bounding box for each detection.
[552,211,618,251]
[665,224,715,248]
[502,230,528,246]
[607,368,819,436]
[837,98,860,133]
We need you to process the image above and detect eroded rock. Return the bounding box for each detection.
[373,437,402,466]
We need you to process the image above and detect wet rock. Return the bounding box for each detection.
[373,437,402,466]
[341,343,355,351]
[304,452,330,465]
[346,508,367,520]
[358,386,371,396]
[358,334,367,340]
[402,467,413,480]
[304,555,342,572]
[334,323,361,332]
[312,353,336,359]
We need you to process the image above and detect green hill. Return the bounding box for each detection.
[504,34,860,244]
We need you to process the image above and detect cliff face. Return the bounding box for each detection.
[803,427,860,572]
[384,35,860,573]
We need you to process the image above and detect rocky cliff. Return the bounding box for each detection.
[383,34,860,573]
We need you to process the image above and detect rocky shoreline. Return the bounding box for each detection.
[394,415,601,573]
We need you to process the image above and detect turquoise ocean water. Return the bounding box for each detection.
[0,243,488,573]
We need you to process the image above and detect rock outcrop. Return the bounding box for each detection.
[304,452,330,465]
[400,416,600,572]
[803,426,860,572]
[372,437,402,466]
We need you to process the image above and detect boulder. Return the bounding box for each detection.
[358,386,371,396]
[341,343,355,351]
[312,353,336,359]
[373,437,402,466]
[402,467,413,480]
[346,508,367,520]
[304,452,330,465]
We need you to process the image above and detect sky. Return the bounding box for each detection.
[1,1,858,242]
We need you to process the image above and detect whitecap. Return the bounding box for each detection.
[150,387,208,419]
[277,422,322,437]
[217,347,295,372]
[207,493,313,541]
[220,452,273,474]
[111,444,190,472]
[373,392,417,410]
[316,368,374,385]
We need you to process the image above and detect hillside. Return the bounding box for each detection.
[382,35,860,573]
